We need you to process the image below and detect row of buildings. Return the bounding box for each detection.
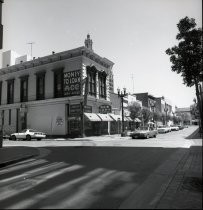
[0,35,192,137]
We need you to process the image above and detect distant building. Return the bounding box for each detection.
[175,107,192,125]
[134,92,157,112]
[0,0,3,49]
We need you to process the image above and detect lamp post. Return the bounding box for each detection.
[117,87,127,137]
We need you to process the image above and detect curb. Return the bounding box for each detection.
[0,154,38,168]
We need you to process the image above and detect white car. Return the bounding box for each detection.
[157,126,170,133]
[10,129,46,141]
[170,125,179,131]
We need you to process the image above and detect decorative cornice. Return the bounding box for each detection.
[0,46,114,76]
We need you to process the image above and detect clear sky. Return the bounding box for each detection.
[0,0,202,108]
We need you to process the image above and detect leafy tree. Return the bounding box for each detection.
[141,107,152,125]
[166,17,202,133]
[128,101,142,120]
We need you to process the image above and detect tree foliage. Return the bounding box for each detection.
[166,17,202,87]
[128,101,141,120]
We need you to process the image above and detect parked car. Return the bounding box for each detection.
[10,129,46,141]
[178,125,184,130]
[157,126,170,133]
[131,126,158,139]
[170,125,179,131]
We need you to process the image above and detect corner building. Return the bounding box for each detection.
[0,35,116,137]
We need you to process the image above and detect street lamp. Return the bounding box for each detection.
[117,87,127,137]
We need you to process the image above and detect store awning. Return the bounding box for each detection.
[135,118,141,122]
[109,114,122,121]
[84,113,102,121]
[97,114,114,121]
[126,116,133,121]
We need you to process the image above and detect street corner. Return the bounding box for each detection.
[0,146,40,168]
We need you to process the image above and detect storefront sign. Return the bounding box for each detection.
[64,70,81,97]
[69,104,81,117]
[84,106,92,113]
[99,105,112,114]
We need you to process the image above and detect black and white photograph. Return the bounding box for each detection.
[0,0,202,209]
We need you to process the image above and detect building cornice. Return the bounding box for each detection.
[0,46,114,76]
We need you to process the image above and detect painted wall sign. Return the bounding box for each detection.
[64,70,81,96]
[56,117,64,126]
[99,105,112,114]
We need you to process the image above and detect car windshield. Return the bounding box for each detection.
[21,129,28,133]
[29,129,38,132]
[138,127,149,131]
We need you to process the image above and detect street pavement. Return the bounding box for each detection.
[0,125,202,209]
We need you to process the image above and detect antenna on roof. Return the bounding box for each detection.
[27,42,35,59]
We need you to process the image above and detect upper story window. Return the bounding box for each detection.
[54,69,64,98]
[99,72,106,99]
[36,72,45,100]
[87,69,96,97]
[20,76,28,102]
[7,79,14,104]
[0,81,2,105]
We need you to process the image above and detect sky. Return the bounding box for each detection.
[0,0,202,108]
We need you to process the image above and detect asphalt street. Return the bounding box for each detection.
[0,126,201,209]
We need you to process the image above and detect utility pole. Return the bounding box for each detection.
[27,42,35,59]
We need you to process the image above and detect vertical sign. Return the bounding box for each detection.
[64,70,81,97]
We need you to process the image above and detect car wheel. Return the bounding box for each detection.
[146,135,149,139]
[37,138,41,141]
[11,135,16,141]
[26,135,31,141]
[154,135,156,138]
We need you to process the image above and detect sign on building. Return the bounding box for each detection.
[69,104,81,117]
[99,105,111,114]
[64,70,81,97]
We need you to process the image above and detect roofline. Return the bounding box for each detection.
[0,46,114,76]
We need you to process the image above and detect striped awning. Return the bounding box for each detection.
[97,114,114,121]
[84,113,102,121]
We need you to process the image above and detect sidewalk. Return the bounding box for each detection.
[0,146,40,168]
[155,144,202,209]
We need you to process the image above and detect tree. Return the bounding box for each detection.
[128,101,142,120]
[141,107,152,125]
[166,17,202,133]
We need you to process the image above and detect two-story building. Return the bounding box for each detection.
[0,35,119,137]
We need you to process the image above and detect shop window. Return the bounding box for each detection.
[87,70,96,96]
[7,79,14,104]
[36,73,45,100]
[20,76,28,102]
[54,70,64,98]
[99,73,106,99]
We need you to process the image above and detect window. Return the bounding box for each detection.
[36,73,45,100]
[87,70,96,96]
[54,70,64,98]
[20,77,28,102]
[99,73,106,99]
[7,79,14,104]
[0,81,2,105]
[9,109,11,125]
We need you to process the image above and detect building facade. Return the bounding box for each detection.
[0,35,119,137]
